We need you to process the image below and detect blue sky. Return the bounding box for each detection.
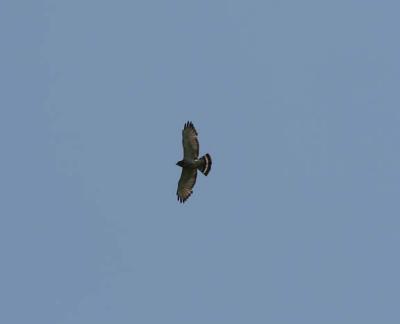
[1,1,399,323]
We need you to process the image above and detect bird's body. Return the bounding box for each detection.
[176,159,196,168]
[176,121,212,203]
[177,158,205,169]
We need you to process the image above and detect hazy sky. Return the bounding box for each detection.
[1,1,399,323]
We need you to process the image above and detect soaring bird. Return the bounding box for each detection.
[176,121,212,203]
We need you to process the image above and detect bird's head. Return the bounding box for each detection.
[176,160,184,167]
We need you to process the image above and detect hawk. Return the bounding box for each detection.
[176,121,212,203]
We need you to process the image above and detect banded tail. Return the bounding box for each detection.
[198,153,212,176]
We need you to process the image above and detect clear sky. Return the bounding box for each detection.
[1,1,399,323]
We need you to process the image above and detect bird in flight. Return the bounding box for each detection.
[176,121,212,203]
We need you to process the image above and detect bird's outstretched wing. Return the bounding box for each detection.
[182,121,199,160]
[177,168,197,203]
